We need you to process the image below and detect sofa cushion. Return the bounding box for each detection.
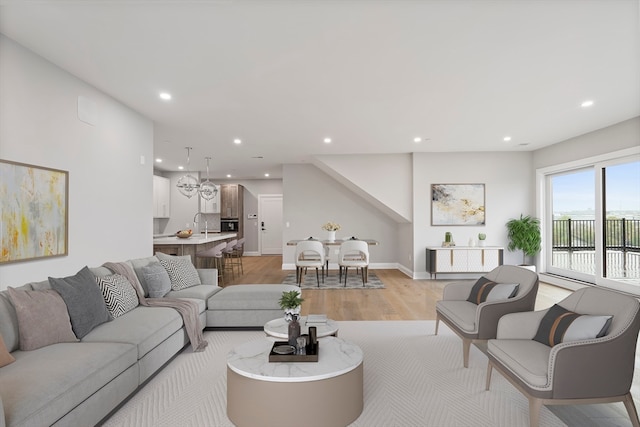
[82,306,184,359]
[488,339,551,388]
[0,335,15,367]
[157,253,202,291]
[533,303,612,347]
[0,341,136,427]
[0,291,20,353]
[49,266,113,338]
[466,276,519,304]
[140,263,172,298]
[7,288,78,350]
[95,274,140,318]
[436,300,478,333]
[167,284,223,303]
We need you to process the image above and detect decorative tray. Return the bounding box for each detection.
[268,341,319,362]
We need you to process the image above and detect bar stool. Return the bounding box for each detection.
[223,239,239,279]
[196,242,227,286]
[231,238,245,275]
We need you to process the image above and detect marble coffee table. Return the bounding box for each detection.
[226,336,363,427]
[263,316,339,339]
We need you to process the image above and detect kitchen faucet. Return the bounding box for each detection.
[193,212,209,237]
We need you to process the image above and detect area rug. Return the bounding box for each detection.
[102,321,570,427]
[281,271,385,289]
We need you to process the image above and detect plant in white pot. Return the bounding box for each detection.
[279,290,304,322]
[506,214,541,270]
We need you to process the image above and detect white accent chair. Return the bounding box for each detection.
[486,287,640,427]
[295,240,325,286]
[338,240,370,286]
[435,265,539,367]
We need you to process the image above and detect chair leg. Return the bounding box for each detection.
[315,267,320,287]
[485,361,493,390]
[528,397,542,427]
[343,267,348,286]
[435,317,440,335]
[462,338,471,368]
[623,392,640,427]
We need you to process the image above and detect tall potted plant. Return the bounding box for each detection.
[506,214,541,269]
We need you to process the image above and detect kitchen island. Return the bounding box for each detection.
[153,232,237,267]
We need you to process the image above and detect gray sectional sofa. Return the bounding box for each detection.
[0,254,298,427]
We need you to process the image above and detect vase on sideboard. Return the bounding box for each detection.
[327,230,336,242]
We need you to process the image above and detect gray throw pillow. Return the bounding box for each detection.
[49,266,113,339]
[140,263,172,298]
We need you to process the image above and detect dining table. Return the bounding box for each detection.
[286,238,379,246]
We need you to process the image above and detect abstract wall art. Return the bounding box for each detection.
[431,183,485,226]
[1,160,68,263]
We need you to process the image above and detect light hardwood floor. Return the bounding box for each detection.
[224,255,572,319]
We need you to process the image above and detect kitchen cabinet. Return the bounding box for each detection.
[201,184,221,214]
[426,247,503,279]
[221,184,244,219]
[153,175,170,218]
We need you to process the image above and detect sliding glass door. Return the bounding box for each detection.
[545,157,640,292]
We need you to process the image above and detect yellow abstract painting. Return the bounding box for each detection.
[1,160,68,263]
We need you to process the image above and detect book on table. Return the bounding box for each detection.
[307,314,327,324]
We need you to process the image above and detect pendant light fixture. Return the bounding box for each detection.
[176,147,200,198]
[199,156,218,200]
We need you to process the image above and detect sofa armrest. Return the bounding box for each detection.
[197,268,218,287]
[0,394,6,427]
[495,310,547,339]
[442,281,474,300]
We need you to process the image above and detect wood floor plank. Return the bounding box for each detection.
[225,255,572,321]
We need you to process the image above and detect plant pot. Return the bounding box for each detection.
[327,230,336,242]
[284,306,301,322]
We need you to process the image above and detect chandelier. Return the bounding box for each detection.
[176,147,200,198]
[199,156,218,200]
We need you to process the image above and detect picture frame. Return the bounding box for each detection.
[431,183,485,226]
[0,159,69,264]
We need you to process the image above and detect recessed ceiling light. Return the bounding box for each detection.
[159,92,172,101]
[503,136,512,142]
[178,166,184,170]
[226,174,231,178]
[581,100,594,108]
[155,158,162,163]
[323,137,332,144]
[233,138,242,144]
[413,137,422,143]
[264,173,270,177]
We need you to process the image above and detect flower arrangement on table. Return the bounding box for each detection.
[321,222,341,232]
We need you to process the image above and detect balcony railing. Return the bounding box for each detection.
[552,218,640,280]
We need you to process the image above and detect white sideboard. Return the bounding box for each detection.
[426,246,504,279]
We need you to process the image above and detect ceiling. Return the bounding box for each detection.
[1,0,638,179]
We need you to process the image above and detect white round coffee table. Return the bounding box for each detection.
[263,316,339,339]
[226,336,363,427]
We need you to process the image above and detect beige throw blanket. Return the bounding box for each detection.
[103,262,208,352]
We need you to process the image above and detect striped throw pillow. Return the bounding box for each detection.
[533,304,612,347]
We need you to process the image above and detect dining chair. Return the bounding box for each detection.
[295,240,325,286]
[338,240,369,286]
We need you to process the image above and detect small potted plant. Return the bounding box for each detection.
[321,221,341,241]
[279,290,304,322]
[478,233,486,246]
[506,214,541,270]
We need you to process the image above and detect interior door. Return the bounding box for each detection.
[259,194,283,255]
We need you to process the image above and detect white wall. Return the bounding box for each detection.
[282,164,398,268]
[533,117,640,169]
[0,36,154,288]
[412,152,534,277]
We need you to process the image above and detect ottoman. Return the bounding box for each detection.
[206,284,300,328]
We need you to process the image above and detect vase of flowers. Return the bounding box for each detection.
[322,221,341,242]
